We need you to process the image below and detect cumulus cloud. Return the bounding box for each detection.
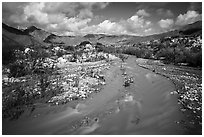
[24,3,49,24]
[158,19,174,29]
[2,2,152,36]
[45,17,92,35]
[80,14,152,35]
[144,28,152,32]
[79,20,125,35]
[97,20,126,34]
[42,2,108,18]
[2,2,110,35]
[126,15,151,30]
[175,10,202,26]
[136,9,150,17]
[2,2,109,25]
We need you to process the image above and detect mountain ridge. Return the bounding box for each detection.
[2,21,202,48]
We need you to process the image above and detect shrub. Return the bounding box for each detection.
[185,51,202,67]
[64,46,74,51]
[9,61,28,77]
[123,47,146,58]
[56,50,64,57]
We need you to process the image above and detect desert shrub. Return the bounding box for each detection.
[9,61,29,77]
[2,49,16,65]
[123,47,145,58]
[76,41,91,49]
[185,51,202,67]
[64,45,74,51]
[118,54,128,62]
[95,42,105,52]
[2,44,24,65]
[56,50,64,57]
[142,50,153,59]
[156,47,175,63]
[3,85,30,120]
[174,52,186,64]
[98,46,116,54]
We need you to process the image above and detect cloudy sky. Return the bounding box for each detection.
[2,2,202,36]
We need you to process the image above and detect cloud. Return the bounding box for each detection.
[24,3,49,24]
[136,9,150,17]
[46,17,92,35]
[3,2,109,26]
[126,15,151,31]
[158,19,174,29]
[97,20,125,34]
[80,20,126,35]
[157,8,174,17]
[175,10,202,26]
[42,2,109,18]
[2,2,28,26]
[2,2,154,36]
[144,28,152,32]
[81,14,152,35]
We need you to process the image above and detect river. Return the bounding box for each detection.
[2,56,187,135]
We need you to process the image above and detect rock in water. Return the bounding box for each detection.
[75,103,87,112]
[79,122,100,134]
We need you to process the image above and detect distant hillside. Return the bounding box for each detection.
[24,26,51,42]
[2,23,27,35]
[44,34,86,46]
[179,21,202,35]
[23,21,202,47]
[3,23,47,47]
[3,23,33,47]
[2,23,49,65]
[125,30,179,44]
[2,21,202,50]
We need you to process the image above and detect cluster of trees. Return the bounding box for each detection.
[7,46,51,77]
[95,36,202,67]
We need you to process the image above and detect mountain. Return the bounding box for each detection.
[2,21,202,64]
[2,23,31,64]
[2,21,202,50]
[24,26,51,42]
[22,21,203,47]
[179,21,202,35]
[2,23,49,64]
[44,34,86,46]
[24,26,40,33]
[2,23,47,47]
[2,23,34,47]
[2,23,27,35]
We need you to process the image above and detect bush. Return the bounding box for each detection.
[56,50,64,57]
[9,61,28,77]
[156,48,175,63]
[185,51,202,67]
[64,46,74,51]
[123,47,145,58]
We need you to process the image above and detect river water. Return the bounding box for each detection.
[2,57,187,135]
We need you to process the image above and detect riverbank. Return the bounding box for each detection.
[3,56,194,135]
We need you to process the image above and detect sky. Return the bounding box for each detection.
[2,2,202,36]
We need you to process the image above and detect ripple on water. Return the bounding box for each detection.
[71,116,101,135]
[145,73,158,83]
[78,122,100,134]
